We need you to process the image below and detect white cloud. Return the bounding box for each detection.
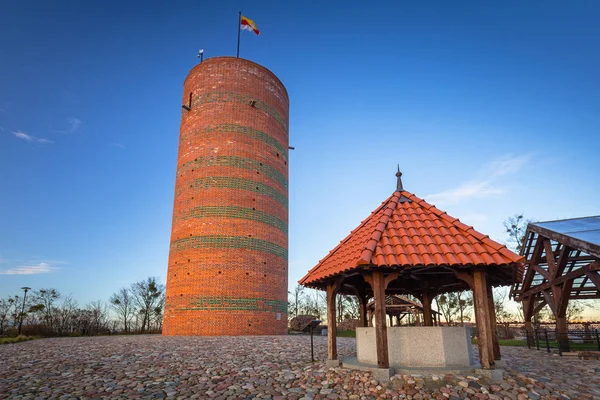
[53,117,82,134]
[110,142,125,149]
[0,262,58,275]
[11,130,54,144]
[426,154,530,206]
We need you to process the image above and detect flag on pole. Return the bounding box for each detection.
[240,15,260,36]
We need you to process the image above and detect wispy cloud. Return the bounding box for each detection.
[110,142,125,149]
[53,117,82,134]
[0,262,59,275]
[0,107,6,113]
[426,154,531,206]
[12,130,54,144]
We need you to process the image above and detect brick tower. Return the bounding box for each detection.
[163,57,289,336]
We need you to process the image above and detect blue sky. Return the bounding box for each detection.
[1,1,599,311]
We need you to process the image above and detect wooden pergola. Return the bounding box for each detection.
[299,170,523,370]
[511,216,600,352]
[365,295,442,327]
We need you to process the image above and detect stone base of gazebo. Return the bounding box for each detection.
[356,326,474,369]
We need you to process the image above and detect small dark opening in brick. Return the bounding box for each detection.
[188,259,190,262]
[276,153,280,157]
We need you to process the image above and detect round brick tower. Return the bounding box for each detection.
[163,57,289,336]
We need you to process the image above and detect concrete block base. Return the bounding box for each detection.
[475,368,505,382]
[342,357,394,382]
[494,359,507,368]
[325,359,340,368]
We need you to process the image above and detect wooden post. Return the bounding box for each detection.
[358,294,368,328]
[422,290,434,326]
[556,317,570,353]
[472,270,494,369]
[372,270,390,368]
[326,281,338,362]
[487,284,501,360]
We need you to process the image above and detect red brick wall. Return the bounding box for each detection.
[163,57,289,336]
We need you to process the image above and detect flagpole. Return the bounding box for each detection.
[236,11,241,58]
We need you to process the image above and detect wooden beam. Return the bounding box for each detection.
[553,245,571,279]
[543,239,557,276]
[326,281,338,361]
[531,264,551,281]
[384,272,400,289]
[585,270,600,290]
[521,237,546,294]
[453,269,474,288]
[372,270,389,368]
[521,262,595,297]
[473,270,494,369]
[540,290,557,317]
[557,279,574,317]
[530,224,600,259]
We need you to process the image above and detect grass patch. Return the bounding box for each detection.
[0,335,36,345]
[337,330,356,338]
[472,338,599,350]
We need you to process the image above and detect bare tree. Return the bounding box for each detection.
[87,300,109,335]
[288,285,305,319]
[503,214,533,253]
[33,289,61,331]
[0,296,19,334]
[54,295,78,335]
[456,291,473,325]
[436,293,459,325]
[130,277,165,333]
[493,287,516,323]
[110,287,135,333]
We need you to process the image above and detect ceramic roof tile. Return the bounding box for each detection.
[299,190,523,286]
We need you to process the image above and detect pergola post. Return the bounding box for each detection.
[371,270,390,368]
[487,284,501,360]
[421,290,434,327]
[556,317,570,353]
[326,281,338,363]
[522,297,535,347]
[472,269,495,369]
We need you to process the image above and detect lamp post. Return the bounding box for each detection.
[18,287,31,335]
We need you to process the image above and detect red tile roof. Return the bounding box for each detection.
[299,190,523,286]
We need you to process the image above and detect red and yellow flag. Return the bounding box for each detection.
[240,15,260,36]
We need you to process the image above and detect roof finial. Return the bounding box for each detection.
[396,164,404,192]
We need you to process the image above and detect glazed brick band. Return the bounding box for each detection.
[176,206,288,234]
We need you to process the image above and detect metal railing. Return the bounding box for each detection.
[525,328,600,356]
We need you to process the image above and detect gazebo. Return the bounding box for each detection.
[299,168,523,374]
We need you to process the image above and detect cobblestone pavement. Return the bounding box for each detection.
[0,335,599,399]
